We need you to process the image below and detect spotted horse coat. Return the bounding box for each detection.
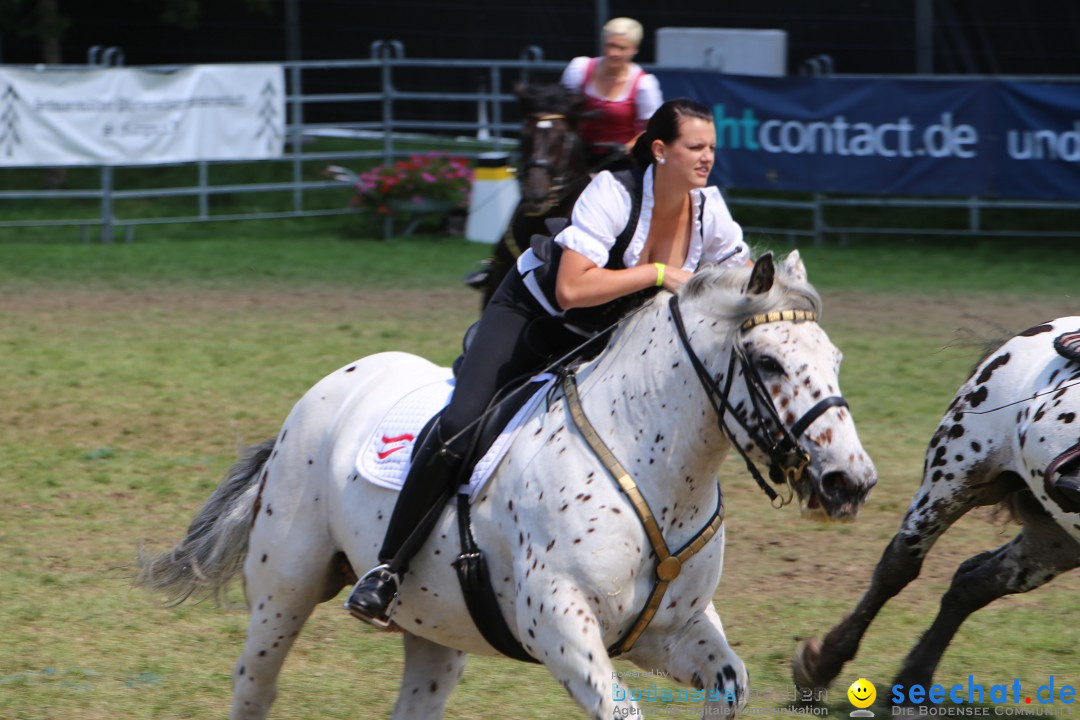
[793,316,1080,696]
[137,252,878,720]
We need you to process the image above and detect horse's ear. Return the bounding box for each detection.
[513,81,526,98]
[747,253,775,295]
[782,249,808,284]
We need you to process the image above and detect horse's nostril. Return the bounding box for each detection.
[820,471,849,498]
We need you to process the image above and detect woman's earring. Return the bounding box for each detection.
[656,156,665,165]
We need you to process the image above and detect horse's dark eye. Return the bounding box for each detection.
[756,356,785,375]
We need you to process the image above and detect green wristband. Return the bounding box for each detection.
[653,262,666,287]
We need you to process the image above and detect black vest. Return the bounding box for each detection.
[527,168,664,335]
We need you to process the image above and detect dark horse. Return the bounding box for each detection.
[467,84,606,308]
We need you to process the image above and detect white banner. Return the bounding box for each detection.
[0,64,285,166]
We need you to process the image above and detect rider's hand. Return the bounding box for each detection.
[661,265,693,291]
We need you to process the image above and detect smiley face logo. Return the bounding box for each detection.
[847,678,876,709]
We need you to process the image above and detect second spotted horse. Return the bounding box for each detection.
[793,317,1080,698]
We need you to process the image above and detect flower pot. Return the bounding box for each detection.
[387,197,455,215]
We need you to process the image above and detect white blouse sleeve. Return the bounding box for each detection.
[699,187,750,268]
[554,171,632,268]
[635,73,663,121]
[560,57,592,93]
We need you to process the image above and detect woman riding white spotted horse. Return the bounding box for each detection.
[346,98,750,625]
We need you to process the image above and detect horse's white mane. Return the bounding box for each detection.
[591,252,823,367]
[679,253,822,324]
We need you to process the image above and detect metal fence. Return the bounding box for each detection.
[2,43,1079,244]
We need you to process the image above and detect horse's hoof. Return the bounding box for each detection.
[792,636,826,691]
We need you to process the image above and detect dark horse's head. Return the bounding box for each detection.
[515,83,587,216]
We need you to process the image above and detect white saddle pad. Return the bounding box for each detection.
[356,374,555,500]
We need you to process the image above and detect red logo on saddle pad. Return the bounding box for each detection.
[376,433,415,459]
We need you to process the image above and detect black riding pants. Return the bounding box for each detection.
[377,269,581,565]
[442,269,579,453]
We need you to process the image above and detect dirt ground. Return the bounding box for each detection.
[4,280,1077,713]
[7,283,1074,333]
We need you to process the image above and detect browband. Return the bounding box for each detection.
[741,309,816,331]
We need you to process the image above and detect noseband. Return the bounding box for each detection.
[520,113,580,215]
[669,297,849,507]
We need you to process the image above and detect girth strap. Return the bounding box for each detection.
[452,494,540,664]
[562,373,725,657]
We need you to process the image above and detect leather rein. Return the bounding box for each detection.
[668,297,848,507]
[561,297,847,656]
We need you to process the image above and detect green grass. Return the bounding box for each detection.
[0,223,490,290]
[1,232,1077,719]
[3,225,1080,293]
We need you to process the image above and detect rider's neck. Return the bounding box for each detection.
[598,58,628,81]
[651,169,694,216]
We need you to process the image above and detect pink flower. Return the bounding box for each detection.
[345,153,473,217]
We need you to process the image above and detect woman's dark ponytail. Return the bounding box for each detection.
[630,97,714,168]
[630,131,655,168]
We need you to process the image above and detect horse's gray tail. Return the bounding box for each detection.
[135,438,276,606]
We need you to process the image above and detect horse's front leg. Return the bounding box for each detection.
[390,633,468,720]
[520,578,638,720]
[631,604,748,718]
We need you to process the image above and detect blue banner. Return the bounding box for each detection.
[652,71,1080,200]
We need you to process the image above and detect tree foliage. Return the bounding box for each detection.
[0,0,275,62]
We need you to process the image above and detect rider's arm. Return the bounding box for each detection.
[553,171,684,309]
[555,249,675,309]
[635,73,663,130]
[560,57,590,93]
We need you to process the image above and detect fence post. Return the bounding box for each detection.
[372,40,404,239]
[102,46,125,67]
[198,161,209,218]
[519,45,544,85]
[813,193,825,247]
[968,195,980,234]
[90,47,125,242]
[491,65,503,150]
[100,165,114,243]
[289,60,304,213]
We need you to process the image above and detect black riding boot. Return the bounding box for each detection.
[345,424,464,626]
[1057,478,1080,507]
[1048,441,1080,512]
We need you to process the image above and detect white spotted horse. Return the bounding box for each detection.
[793,317,1080,697]
[137,252,877,720]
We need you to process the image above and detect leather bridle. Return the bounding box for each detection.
[556,297,848,657]
[519,113,583,216]
[668,297,849,508]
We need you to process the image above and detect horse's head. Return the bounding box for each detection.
[679,252,878,520]
[514,83,587,215]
